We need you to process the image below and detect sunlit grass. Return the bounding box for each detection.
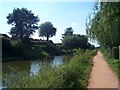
[102,50,120,79]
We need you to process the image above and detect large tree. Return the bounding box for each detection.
[39,22,56,41]
[7,8,39,41]
[86,2,120,48]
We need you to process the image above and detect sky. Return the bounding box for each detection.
[0,2,100,47]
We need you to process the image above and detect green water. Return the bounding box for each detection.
[2,55,71,75]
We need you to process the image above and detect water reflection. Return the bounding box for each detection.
[51,56,64,67]
[30,61,40,75]
[2,61,31,74]
[30,56,65,75]
[2,56,68,76]
[2,55,72,88]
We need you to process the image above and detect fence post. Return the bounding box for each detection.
[119,45,120,60]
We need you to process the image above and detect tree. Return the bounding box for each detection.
[62,27,73,38]
[62,34,89,50]
[7,8,39,41]
[86,2,120,48]
[39,22,56,41]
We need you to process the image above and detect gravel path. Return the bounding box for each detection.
[87,51,119,89]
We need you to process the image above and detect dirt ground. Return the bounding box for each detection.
[87,51,119,89]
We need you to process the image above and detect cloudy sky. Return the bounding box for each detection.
[0,1,99,46]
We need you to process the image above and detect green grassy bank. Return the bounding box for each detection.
[101,50,120,79]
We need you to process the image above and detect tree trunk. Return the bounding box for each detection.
[47,35,49,41]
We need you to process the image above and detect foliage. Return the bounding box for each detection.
[1,34,13,58]
[7,8,39,41]
[32,41,63,56]
[2,36,11,51]
[2,50,96,88]
[62,34,89,50]
[62,27,73,38]
[86,2,120,48]
[61,27,94,51]
[2,38,50,61]
[39,22,56,41]
[43,43,57,55]
[2,34,66,61]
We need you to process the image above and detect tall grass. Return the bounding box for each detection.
[2,50,96,88]
[101,49,120,79]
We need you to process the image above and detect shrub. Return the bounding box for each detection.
[3,39,50,60]
[62,35,89,50]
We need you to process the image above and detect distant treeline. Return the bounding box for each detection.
[1,32,95,62]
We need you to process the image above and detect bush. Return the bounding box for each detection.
[3,39,50,60]
[2,37,15,58]
[32,41,61,56]
[43,43,57,55]
[2,38,11,50]
[112,47,119,59]
[62,35,88,50]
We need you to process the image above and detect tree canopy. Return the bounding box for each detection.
[61,27,90,50]
[39,22,56,41]
[7,8,39,41]
[86,2,120,48]
[62,34,89,50]
[62,27,73,38]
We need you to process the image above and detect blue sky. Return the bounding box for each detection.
[0,2,99,46]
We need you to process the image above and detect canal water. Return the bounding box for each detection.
[2,55,72,75]
[2,55,73,88]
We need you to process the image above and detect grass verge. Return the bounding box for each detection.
[102,50,120,79]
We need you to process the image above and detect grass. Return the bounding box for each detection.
[2,49,96,88]
[102,50,120,79]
